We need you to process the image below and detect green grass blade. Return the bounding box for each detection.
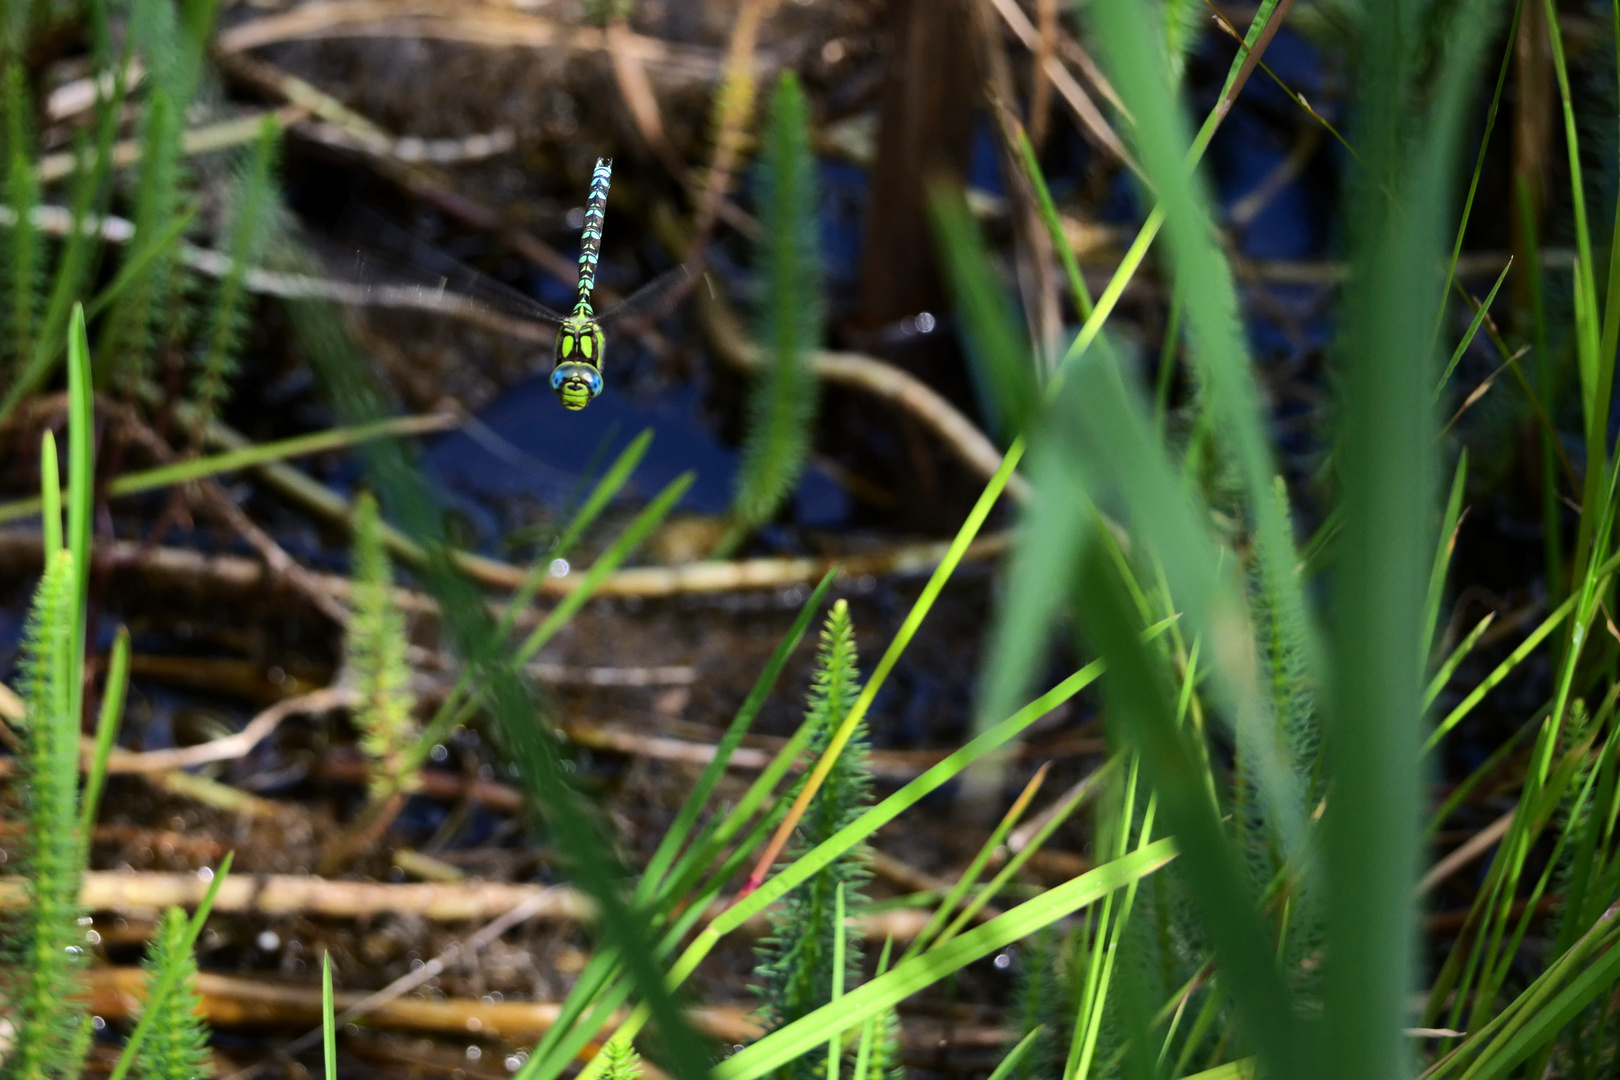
[1323,0,1509,1073]
[323,952,338,1080]
[638,568,835,901]
[715,840,1177,1080]
[1425,451,1469,655]
[78,625,129,846]
[1434,265,1510,399]
[514,472,694,663]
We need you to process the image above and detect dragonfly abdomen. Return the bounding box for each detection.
[576,157,613,310]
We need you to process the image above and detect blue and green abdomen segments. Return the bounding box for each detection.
[576,157,613,312]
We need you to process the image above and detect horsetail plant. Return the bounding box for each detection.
[750,600,871,1073]
[2,66,42,383]
[718,71,822,556]
[193,117,281,429]
[131,909,214,1080]
[347,489,419,800]
[3,308,123,1080]
[2,549,94,1080]
[601,1034,644,1080]
[748,605,868,1062]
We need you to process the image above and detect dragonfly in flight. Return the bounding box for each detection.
[328,157,699,410]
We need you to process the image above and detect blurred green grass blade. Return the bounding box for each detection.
[638,568,835,901]
[548,428,653,563]
[66,303,92,732]
[1082,0,1315,870]
[930,187,1037,436]
[0,413,461,525]
[1434,265,1509,399]
[1324,0,1508,1073]
[714,839,1177,1080]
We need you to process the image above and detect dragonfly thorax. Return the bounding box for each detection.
[551,311,605,410]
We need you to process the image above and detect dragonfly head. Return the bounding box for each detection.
[551,362,603,410]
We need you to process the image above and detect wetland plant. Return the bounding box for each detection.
[719,71,822,556]
[750,600,872,1064]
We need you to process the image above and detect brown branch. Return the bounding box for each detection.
[5,872,932,942]
[86,967,762,1044]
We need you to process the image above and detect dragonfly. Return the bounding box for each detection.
[329,157,700,411]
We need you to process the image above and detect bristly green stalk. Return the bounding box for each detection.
[750,600,870,1076]
[132,908,214,1080]
[348,490,418,798]
[98,86,185,393]
[3,550,93,1080]
[720,71,822,556]
[601,1034,643,1080]
[2,66,42,383]
[193,117,280,428]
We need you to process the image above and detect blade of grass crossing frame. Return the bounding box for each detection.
[1324,0,1508,1074]
[989,1027,1045,1080]
[1424,612,1494,709]
[1543,0,1611,585]
[714,840,1178,1080]
[106,852,234,1080]
[638,568,836,900]
[1075,0,1315,874]
[828,883,847,1080]
[494,428,655,641]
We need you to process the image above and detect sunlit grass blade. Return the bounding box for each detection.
[638,568,836,902]
[714,840,1177,1080]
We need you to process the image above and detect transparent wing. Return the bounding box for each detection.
[598,258,706,335]
[311,211,571,341]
